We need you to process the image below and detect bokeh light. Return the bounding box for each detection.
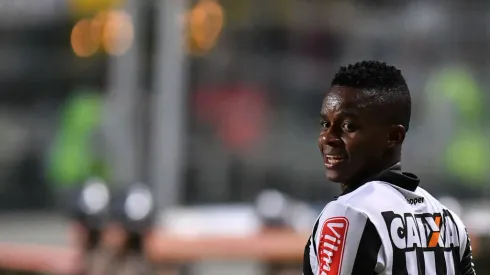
[100,10,134,56]
[186,0,224,56]
[71,19,99,58]
[71,10,134,57]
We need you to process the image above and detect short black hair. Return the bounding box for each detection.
[330,60,411,131]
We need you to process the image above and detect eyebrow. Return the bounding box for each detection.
[320,109,360,118]
[339,109,359,117]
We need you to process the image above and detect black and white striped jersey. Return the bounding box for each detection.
[303,167,476,275]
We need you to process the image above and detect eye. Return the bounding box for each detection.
[342,121,357,132]
[320,120,330,129]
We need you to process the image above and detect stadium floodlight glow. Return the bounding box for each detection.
[67,177,111,252]
[80,177,110,216]
[124,185,154,222]
[107,182,156,255]
[70,177,111,232]
[110,182,156,234]
[255,189,287,220]
[254,189,290,227]
[254,189,319,231]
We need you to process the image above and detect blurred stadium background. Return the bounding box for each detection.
[0,0,489,274]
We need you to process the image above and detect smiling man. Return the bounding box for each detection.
[303,61,476,275]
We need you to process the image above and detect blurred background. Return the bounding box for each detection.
[0,0,490,274]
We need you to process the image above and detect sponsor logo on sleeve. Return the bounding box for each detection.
[318,217,349,275]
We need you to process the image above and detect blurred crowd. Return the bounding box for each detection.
[0,0,489,211]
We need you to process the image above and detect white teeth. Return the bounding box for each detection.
[325,156,344,164]
[329,157,341,160]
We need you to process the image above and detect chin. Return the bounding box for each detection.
[325,170,347,183]
[326,166,357,183]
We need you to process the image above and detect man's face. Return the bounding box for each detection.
[318,86,391,184]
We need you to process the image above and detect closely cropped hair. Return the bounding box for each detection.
[331,60,412,131]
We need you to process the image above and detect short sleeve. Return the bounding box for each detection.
[311,201,383,275]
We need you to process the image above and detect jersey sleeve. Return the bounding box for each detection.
[305,201,383,275]
[460,228,476,275]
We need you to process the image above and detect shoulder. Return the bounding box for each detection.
[416,187,469,245]
[335,181,402,213]
[313,195,384,274]
[418,187,466,222]
[318,200,367,226]
[318,182,400,229]
[315,196,376,243]
[315,198,373,242]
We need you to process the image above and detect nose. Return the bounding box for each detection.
[319,128,343,148]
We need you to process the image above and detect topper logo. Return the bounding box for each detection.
[318,217,349,275]
[406,197,424,205]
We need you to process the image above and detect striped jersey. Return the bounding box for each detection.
[303,165,476,275]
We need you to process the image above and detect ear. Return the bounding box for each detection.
[387,125,406,148]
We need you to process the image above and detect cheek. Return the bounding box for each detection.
[344,133,380,158]
[343,133,362,153]
[359,136,387,158]
[318,132,327,149]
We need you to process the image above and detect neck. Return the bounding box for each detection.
[341,155,401,191]
[340,183,349,192]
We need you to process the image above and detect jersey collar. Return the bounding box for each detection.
[336,162,420,198]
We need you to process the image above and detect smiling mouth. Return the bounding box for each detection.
[324,155,347,168]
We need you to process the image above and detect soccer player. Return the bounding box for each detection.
[303,61,476,275]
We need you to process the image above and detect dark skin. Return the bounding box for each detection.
[318,86,406,191]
